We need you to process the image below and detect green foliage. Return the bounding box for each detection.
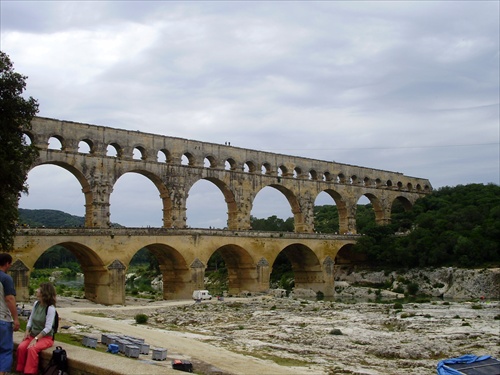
[18,208,123,228]
[130,248,160,274]
[251,215,294,232]
[313,204,376,233]
[134,314,148,324]
[314,205,340,233]
[206,267,228,296]
[354,184,500,268]
[0,51,39,250]
[406,282,419,296]
[393,302,403,310]
[18,209,85,228]
[270,252,294,291]
[34,246,79,269]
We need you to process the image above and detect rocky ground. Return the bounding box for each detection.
[55,292,499,375]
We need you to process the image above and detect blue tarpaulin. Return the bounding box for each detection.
[437,354,497,375]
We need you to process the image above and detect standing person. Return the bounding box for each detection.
[0,253,20,375]
[16,283,57,374]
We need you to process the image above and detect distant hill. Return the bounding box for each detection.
[19,208,85,227]
[18,208,123,228]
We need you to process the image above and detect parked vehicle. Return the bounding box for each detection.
[192,290,212,301]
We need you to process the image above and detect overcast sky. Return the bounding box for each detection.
[2,1,499,228]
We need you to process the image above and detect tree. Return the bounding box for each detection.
[0,51,39,250]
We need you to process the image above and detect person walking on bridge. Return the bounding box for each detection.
[0,253,20,375]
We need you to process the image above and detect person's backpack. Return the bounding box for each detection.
[42,346,68,375]
[48,306,59,339]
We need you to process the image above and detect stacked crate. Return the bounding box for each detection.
[99,333,161,360]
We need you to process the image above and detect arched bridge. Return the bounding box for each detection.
[11,117,432,305]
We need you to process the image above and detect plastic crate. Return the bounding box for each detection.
[125,345,140,358]
[152,348,167,361]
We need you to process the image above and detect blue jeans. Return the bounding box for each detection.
[0,320,14,372]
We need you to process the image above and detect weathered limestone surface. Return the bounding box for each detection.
[334,267,500,300]
[47,285,499,375]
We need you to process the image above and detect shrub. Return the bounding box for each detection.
[406,282,419,295]
[393,286,405,294]
[393,302,403,310]
[135,314,148,324]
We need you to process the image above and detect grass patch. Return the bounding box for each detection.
[233,349,311,367]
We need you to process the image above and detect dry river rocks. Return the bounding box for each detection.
[67,295,499,375]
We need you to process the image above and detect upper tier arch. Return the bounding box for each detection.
[25,117,432,233]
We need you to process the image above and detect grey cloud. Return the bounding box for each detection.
[4,1,498,229]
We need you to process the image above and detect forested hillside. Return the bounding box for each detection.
[354,183,500,268]
[18,208,85,227]
[18,208,122,228]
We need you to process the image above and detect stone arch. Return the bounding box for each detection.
[107,142,123,158]
[392,195,413,211]
[225,158,237,171]
[22,130,36,146]
[274,243,324,294]
[157,148,173,163]
[255,184,303,232]
[78,139,93,154]
[190,177,238,230]
[293,167,302,179]
[48,135,64,150]
[278,165,288,177]
[320,189,349,234]
[204,155,217,168]
[334,243,367,266]
[262,162,272,175]
[31,241,108,303]
[244,161,256,173]
[29,162,94,227]
[358,192,385,227]
[209,244,258,295]
[133,145,147,160]
[182,152,196,166]
[110,169,173,228]
[130,244,191,300]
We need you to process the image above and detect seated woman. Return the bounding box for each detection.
[16,283,57,374]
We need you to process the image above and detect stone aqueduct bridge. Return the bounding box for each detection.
[11,117,432,305]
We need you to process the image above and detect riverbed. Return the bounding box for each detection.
[55,295,499,375]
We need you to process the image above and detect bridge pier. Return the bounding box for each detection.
[160,265,193,300]
[9,260,30,302]
[83,262,126,305]
[322,256,336,297]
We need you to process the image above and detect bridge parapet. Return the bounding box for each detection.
[15,227,361,241]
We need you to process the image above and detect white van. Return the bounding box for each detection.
[192,290,212,301]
